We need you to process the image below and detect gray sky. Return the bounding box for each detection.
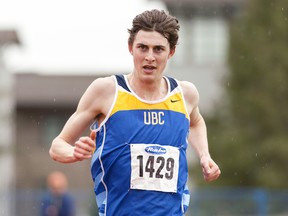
[0,0,165,74]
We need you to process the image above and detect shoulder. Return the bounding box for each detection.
[76,75,116,115]
[178,80,199,108]
[82,76,115,100]
[88,76,115,93]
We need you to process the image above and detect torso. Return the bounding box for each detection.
[90,74,191,216]
[95,74,195,126]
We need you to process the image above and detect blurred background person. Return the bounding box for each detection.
[40,171,75,216]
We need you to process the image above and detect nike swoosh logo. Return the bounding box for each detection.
[170,99,181,103]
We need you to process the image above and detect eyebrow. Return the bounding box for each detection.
[137,43,166,49]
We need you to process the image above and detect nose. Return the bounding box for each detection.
[145,49,155,62]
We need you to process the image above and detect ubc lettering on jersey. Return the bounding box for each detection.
[144,111,165,125]
[90,74,190,216]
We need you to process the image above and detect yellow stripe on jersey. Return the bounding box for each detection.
[110,90,189,119]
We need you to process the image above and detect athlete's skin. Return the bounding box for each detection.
[49,11,220,183]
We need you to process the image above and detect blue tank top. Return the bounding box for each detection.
[91,75,190,216]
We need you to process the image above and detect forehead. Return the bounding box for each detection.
[133,30,169,47]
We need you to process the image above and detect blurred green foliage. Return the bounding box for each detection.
[193,0,288,188]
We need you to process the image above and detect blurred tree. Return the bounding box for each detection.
[192,0,288,188]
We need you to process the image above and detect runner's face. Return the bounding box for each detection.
[129,30,175,81]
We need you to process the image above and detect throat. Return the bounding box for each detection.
[127,76,168,101]
[137,89,167,101]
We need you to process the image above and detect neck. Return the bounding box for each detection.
[127,74,167,101]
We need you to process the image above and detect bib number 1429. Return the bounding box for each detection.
[137,155,174,180]
[130,144,179,193]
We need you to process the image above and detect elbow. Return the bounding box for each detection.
[49,137,62,162]
[49,138,60,162]
[49,147,58,161]
[49,139,76,164]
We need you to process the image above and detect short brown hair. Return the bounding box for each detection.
[128,9,180,50]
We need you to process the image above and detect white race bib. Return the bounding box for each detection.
[130,144,179,193]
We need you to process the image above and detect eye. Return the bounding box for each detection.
[137,44,147,51]
[154,46,164,53]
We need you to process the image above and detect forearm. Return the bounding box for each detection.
[189,116,211,159]
[49,136,78,163]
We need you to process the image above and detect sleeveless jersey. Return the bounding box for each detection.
[90,74,190,216]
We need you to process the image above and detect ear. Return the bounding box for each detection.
[168,48,176,59]
[128,43,133,55]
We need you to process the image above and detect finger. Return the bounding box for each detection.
[202,164,211,175]
[73,151,92,160]
[90,130,96,141]
[202,161,217,179]
[74,142,93,156]
[75,139,94,153]
[79,137,95,149]
[205,173,221,182]
[89,131,97,151]
[74,145,91,156]
[209,161,221,175]
[208,162,217,172]
[204,168,221,182]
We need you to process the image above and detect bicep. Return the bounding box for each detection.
[189,106,203,127]
[57,76,114,143]
[58,109,95,144]
[180,81,200,118]
[179,81,203,128]
[57,80,104,143]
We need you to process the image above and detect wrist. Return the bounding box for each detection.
[200,153,210,160]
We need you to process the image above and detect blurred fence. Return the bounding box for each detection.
[0,188,97,216]
[1,187,288,216]
[188,187,288,216]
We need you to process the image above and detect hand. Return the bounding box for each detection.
[200,155,221,182]
[90,130,96,141]
[73,131,96,161]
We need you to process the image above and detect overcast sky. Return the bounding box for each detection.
[0,0,165,74]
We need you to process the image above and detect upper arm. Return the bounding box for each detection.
[179,81,202,126]
[57,76,115,143]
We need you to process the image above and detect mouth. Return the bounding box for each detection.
[143,65,157,73]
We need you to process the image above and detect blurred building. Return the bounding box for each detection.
[0,30,20,216]
[160,0,245,114]
[5,0,247,215]
[14,73,103,215]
